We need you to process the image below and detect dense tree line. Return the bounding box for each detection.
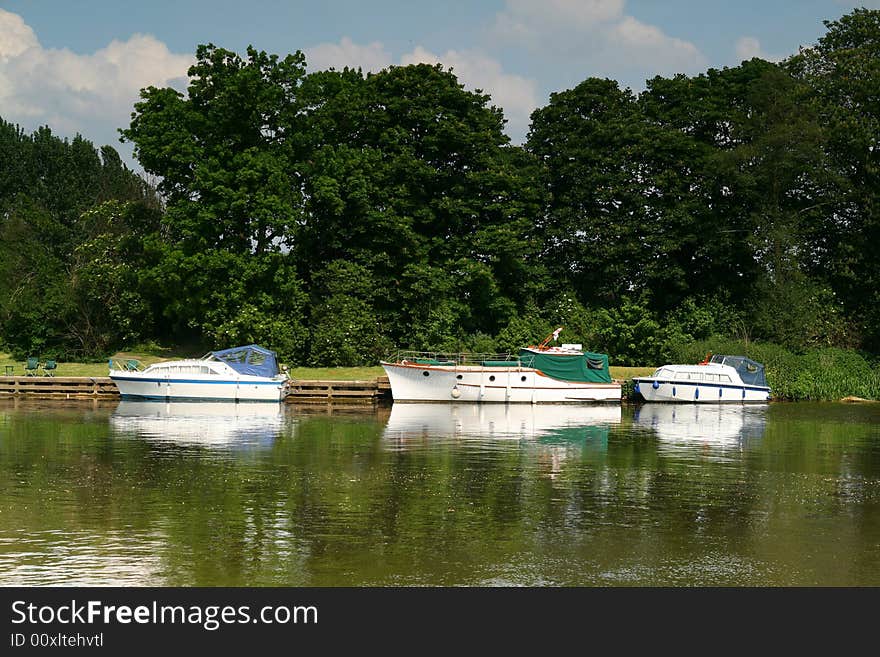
[1,8,878,367]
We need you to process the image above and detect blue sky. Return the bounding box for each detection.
[1,1,876,170]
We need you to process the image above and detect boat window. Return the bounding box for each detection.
[705,374,717,382]
[652,368,662,377]
[675,372,689,380]
[720,375,732,383]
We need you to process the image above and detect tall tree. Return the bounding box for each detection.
[0,119,162,358]
[295,63,546,349]
[122,45,311,361]
[786,8,880,350]
[527,78,647,307]
[122,44,307,254]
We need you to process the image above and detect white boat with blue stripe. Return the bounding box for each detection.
[632,354,771,403]
[109,344,289,402]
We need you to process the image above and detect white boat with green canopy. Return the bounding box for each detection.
[380,328,621,403]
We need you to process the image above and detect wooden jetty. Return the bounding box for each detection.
[0,375,119,399]
[284,377,391,404]
[0,375,392,403]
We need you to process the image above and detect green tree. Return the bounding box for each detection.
[308,261,387,366]
[0,120,161,358]
[122,45,312,359]
[786,8,880,351]
[295,63,546,347]
[122,44,308,253]
[527,78,647,307]
[68,201,164,354]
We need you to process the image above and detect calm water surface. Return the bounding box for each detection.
[1,398,879,586]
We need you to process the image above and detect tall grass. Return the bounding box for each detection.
[668,340,880,401]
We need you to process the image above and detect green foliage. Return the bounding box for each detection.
[122,44,307,253]
[785,9,880,352]
[170,250,309,364]
[4,9,880,370]
[0,121,160,359]
[589,297,673,366]
[308,261,389,366]
[494,306,553,354]
[751,276,856,350]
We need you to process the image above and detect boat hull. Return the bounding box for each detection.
[381,362,621,403]
[633,378,770,403]
[109,373,287,402]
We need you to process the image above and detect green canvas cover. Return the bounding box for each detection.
[518,349,611,383]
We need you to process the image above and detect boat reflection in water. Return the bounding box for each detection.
[384,403,621,479]
[109,400,284,449]
[633,402,767,452]
[384,402,621,443]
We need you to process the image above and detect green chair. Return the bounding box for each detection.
[124,359,141,371]
[24,357,40,376]
[43,360,57,376]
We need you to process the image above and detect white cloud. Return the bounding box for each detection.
[305,36,392,73]
[736,36,764,61]
[612,16,705,70]
[401,46,539,144]
[490,0,707,86]
[493,0,625,45]
[0,9,39,59]
[0,9,191,167]
[735,36,782,63]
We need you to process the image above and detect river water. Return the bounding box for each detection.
[1,398,879,586]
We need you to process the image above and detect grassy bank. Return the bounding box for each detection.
[7,344,873,402]
[1,351,654,383]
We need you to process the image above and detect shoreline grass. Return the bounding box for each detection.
[4,347,876,402]
[1,351,655,382]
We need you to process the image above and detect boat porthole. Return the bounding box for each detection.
[456,374,463,380]
[521,376,527,382]
[742,388,745,399]
[672,387,676,397]
[489,375,496,382]
[695,388,699,400]
[719,388,723,398]
[423,371,430,377]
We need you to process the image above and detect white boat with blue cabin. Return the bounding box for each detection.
[109,344,289,402]
[632,354,771,403]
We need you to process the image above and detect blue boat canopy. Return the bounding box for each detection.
[710,354,767,387]
[210,345,281,378]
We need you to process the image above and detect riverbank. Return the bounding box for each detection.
[6,348,878,402]
[0,357,653,404]
[1,352,654,380]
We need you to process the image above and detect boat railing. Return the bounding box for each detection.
[109,358,144,373]
[387,350,521,367]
